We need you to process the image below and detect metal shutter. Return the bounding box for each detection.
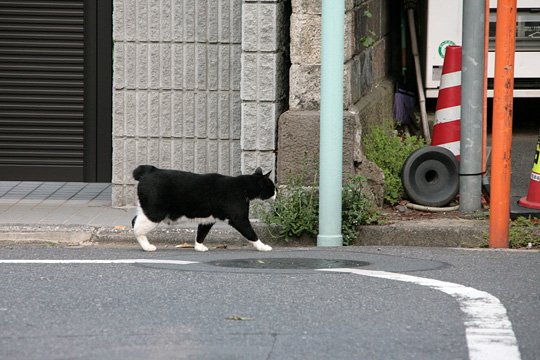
[0,0,85,181]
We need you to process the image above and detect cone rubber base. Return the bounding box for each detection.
[510,196,540,220]
[518,196,540,210]
[401,146,459,207]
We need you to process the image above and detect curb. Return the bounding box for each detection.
[357,218,488,248]
[0,218,488,248]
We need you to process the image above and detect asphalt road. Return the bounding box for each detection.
[0,245,538,360]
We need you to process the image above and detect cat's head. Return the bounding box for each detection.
[253,167,276,200]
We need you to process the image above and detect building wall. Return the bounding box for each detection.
[112,0,288,207]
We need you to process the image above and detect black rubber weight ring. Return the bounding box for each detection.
[401,146,460,207]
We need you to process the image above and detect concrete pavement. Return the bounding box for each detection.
[0,180,488,249]
[0,130,536,249]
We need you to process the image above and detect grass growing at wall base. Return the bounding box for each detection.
[259,175,380,246]
[362,120,425,205]
[481,216,540,249]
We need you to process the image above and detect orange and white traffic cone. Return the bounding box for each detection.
[518,135,540,210]
[432,45,462,160]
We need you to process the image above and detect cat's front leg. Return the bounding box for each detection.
[251,239,272,252]
[194,223,214,252]
[229,218,272,252]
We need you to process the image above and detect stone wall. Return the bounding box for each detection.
[289,0,391,110]
[277,0,396,186]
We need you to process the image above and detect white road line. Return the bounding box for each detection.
[319,268,521,360]
[0,259,198,265]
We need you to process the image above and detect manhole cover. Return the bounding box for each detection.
[207,258,370,270]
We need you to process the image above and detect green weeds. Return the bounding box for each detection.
[260,175,380,245]
[363,120,425,205]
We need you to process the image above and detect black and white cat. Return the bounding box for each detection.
[132,165,276,252]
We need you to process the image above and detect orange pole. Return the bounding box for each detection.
[489,0,517,248]
[482,0,489,175]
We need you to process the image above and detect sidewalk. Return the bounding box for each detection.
[0,181,488,249]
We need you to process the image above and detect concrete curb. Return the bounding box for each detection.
[0,218,489,248]
[0,225,97,245]
[357,218,488,248]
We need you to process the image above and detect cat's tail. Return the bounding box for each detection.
[133,165,157,181]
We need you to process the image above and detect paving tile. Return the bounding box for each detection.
[16,199,45,206]
[63,207,108,225]
[63,199,92,206]
[0,198,19,206]
[4,183,41,201]
[4,209,50,223]
[0,182,127,226]
[0,205,37,223]
[88,208,134,226]
[0,182,19,196]
[38,207,87,225]
[35,199,65,207]
[88,200,112,207]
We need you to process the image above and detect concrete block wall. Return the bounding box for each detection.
[112,0,244,206]
[240,0,290,178]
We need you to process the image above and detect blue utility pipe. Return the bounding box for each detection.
[317,0,344,247]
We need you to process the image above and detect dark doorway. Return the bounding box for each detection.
[0,0,112,182]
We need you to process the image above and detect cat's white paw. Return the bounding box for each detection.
[142,244,157,252]
[194,242,209,252]
[252,240,272,252]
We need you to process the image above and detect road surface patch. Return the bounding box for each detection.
[0,259,198,265]
[320,268,521,360]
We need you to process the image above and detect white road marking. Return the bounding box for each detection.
[319,268,521,360]
[0,259,198,265]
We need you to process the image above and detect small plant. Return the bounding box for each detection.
[509,216,540,248]
[261,175,379,244]
[363,120,425,204]
[480,216,540,248]
[342,176,380,245]
[261,177,319,240]
[360,8,376,48]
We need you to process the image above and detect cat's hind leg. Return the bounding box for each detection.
[194,223,214,252]
[133,211,159,252]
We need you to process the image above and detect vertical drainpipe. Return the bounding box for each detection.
[317,0,344,247]
[460,0,485,213]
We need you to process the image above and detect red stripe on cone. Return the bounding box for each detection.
[436,86,461,110]
[432,46,462,159]
[432,121,460,145]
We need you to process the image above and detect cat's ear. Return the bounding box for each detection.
[254,167,263,175]
[263,170,272,178]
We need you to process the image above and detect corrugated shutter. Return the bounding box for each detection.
[0,0,85,180]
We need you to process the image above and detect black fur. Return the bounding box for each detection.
[133,165,275,244]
